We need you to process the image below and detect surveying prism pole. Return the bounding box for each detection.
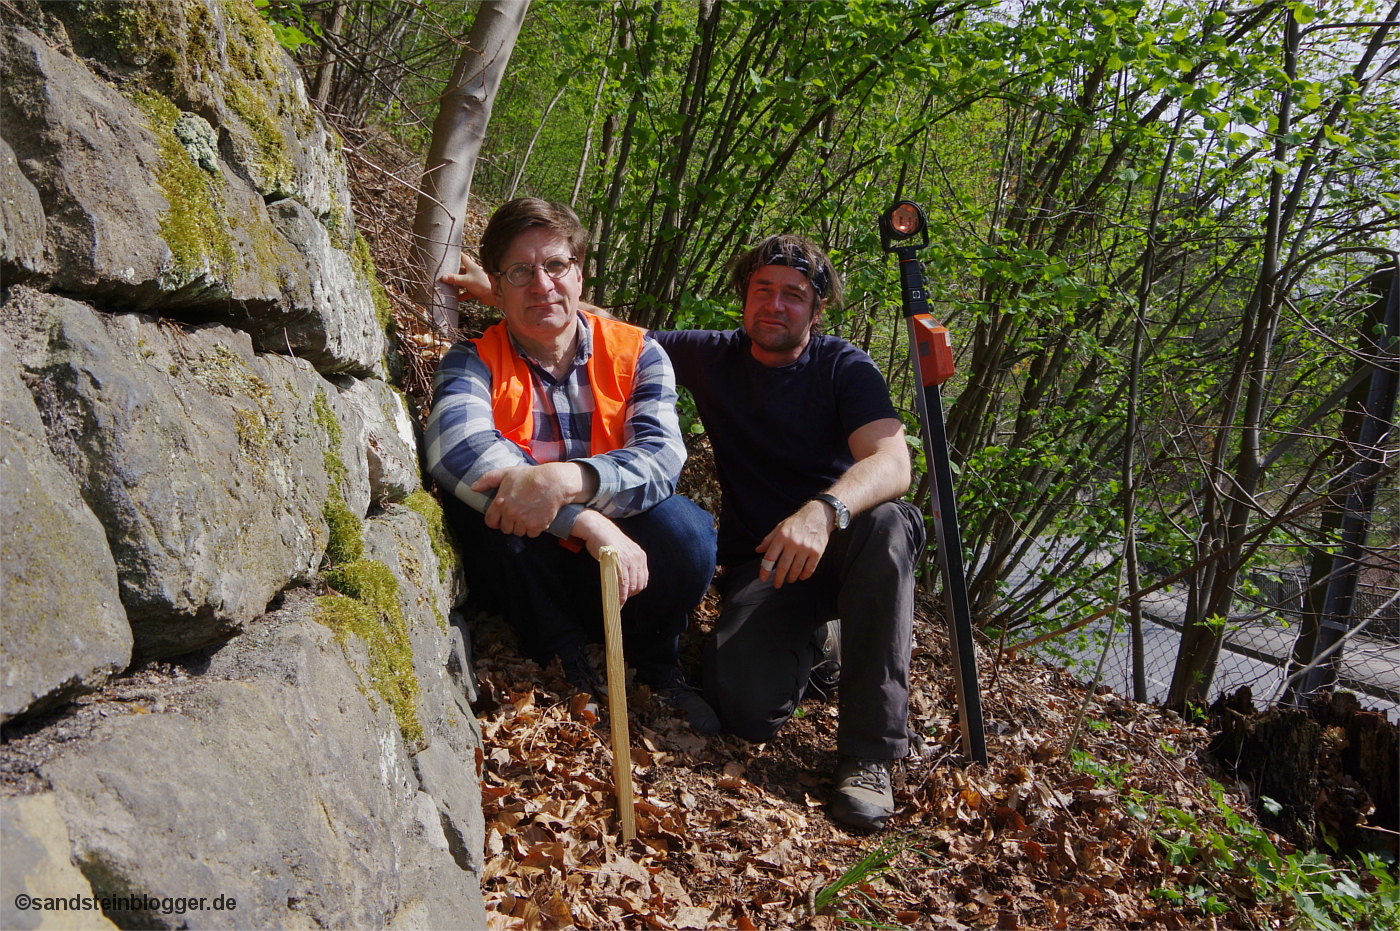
[880,200,988,766]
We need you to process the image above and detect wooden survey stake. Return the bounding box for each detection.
[598,546,636,842]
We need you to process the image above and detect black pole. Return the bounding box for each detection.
[885,224,988,766]
[1291,260,1399,700]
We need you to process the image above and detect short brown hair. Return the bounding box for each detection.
[480,198,588,276]
[729,234,843,312]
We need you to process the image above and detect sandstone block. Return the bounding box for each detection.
[261,198,386,376]
[361,506,481,876]
[0,136,47,282]
[0,26,173,302]
[44,613,449,929]
[0,23,385,375]
[0,290,374,662]
[330,375,422,504]
[0,793,118,931]
[0,332,130,723]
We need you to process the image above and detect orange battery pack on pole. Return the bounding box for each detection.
[911,315,956,387]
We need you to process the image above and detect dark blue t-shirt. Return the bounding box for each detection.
[652,328,899,567]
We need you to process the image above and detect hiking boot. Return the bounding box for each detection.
[560,653,606,701]
[653,670,721,736]
[808,620,840,699]
[830,756,894,831]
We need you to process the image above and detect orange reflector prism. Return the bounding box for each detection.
[912,314,955,386]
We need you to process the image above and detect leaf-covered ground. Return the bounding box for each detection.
[466,582,1312,931]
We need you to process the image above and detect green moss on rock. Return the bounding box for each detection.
[226,76,296,199]
[186,344,274,405]
[232,407,272,475]
[312,389,343,445]
[350,233,394,336]
[323,491,363,566]
[403,490,457,586]
[130,90,237,286]
[65,2,180,77]
[325,558,397,609]
[312,389,349,491]
[220,0,289,84]
[351,233,394,335]
[314,590,423,747]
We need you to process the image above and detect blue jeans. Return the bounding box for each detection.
[444,493,716,687]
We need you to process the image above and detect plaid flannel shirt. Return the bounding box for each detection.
[426,312,686,538]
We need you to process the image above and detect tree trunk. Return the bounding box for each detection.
[585,4,629,298]
[595,2,658,310]
[507,79,571,200]
[637,0,720,330]
[411,0,531,331]
[1123,131,1178,704]
[312,2,345,106]
[571,20,616,209]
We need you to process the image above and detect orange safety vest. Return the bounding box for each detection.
[472,311,646,460]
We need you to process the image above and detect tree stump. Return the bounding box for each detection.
[1209,687,1399,857]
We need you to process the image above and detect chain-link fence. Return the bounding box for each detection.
[1000,546,1400,725]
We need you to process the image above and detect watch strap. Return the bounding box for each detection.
[812,493,850,529]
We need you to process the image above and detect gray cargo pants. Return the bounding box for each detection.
[702,500,925,760]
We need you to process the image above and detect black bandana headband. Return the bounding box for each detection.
[762,247,830,298]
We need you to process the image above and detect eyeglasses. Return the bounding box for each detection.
[498,255,578,287]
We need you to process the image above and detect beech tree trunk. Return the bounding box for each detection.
[411,0,530,331]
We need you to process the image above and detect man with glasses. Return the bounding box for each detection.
[426,198,719,734]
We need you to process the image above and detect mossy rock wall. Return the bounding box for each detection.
[0,8,384,375]
[0,327,131,721]
[0,2,484,926]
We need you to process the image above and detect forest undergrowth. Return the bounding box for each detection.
[465,578,1388,931]
[462,447,1391,931]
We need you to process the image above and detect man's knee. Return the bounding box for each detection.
[654,495,717,547]
[627,495,717,580]
[709,678,787,743]
[704,625,801,744]
[854,499,926,560]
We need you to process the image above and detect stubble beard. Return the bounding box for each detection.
[747,320,811,356]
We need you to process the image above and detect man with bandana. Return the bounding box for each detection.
[649,235,924,831]
[445,234,923,831]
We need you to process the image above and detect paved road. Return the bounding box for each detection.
[1029,611,1399,725]
[1000,543,1400,724]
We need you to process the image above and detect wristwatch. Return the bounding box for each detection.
[812,493,850,530]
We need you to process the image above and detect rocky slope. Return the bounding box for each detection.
[0,2,485,927]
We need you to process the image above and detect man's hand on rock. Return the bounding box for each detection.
[472,462,595,537]
[572,510,648,604]
[756,500,833,589]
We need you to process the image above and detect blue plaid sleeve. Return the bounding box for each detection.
[425,339,531,486]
